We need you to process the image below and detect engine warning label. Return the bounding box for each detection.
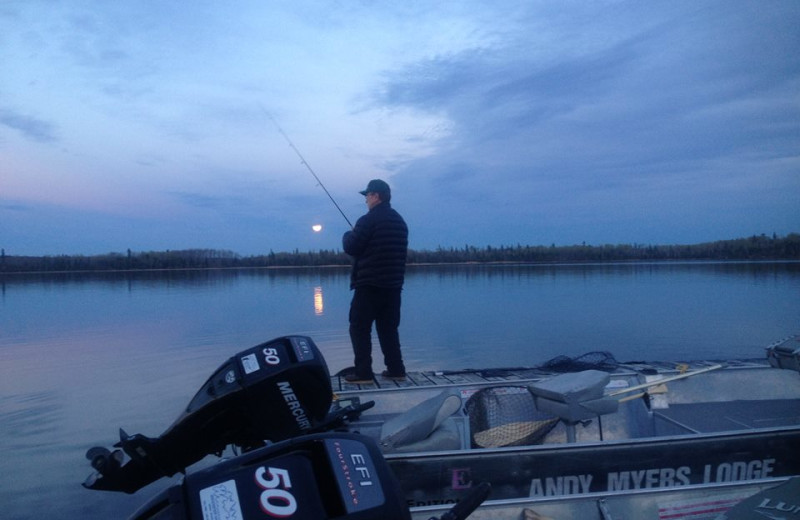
[240,353,260,375]
[200,479,244,520]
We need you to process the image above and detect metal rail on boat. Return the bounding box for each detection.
[407,478,793,520]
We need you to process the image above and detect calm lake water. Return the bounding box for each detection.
[1,262,798,519]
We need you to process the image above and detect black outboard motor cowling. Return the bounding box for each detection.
[128,433,411,520]
[84,336,333,494]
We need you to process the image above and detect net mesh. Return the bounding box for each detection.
[539,350,619,373]
[464,386,558,448]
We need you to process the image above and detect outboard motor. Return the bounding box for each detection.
[128,432,491,520]
[84,336,332,494]
[127,433,412,520]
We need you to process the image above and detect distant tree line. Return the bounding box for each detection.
[409,233,800,264]
[1,233,798,273]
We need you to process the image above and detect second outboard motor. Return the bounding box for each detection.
[127,433,413,520]
[84,335,332,494]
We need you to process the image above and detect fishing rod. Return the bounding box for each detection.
[262,108,354,229]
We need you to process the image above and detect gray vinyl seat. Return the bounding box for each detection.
[528,370,618,442]
[380,390,463,452]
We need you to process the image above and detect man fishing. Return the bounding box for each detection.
[342,179,408,384]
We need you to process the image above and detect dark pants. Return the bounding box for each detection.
[349,286,405,377]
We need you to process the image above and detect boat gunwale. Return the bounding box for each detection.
[332,357,774,396]
[407,476,793,515]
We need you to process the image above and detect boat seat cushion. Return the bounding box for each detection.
[529,370,610,403]
[380,390,462,450]
[529,370,618,423]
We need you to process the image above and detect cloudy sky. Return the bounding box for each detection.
[1,1,798,256]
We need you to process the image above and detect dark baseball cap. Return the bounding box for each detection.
[359,179,390,195]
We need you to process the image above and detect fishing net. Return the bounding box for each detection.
[465,386,558,448]
[539,351,619,373]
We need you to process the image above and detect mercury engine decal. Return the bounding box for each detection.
[277,381,311,430]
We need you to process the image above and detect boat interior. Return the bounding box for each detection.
[331,342,800,454]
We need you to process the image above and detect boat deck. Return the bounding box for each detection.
[331,358,772,394]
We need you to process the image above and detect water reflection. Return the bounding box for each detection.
[405,260,800,281]
[2,262,794,294]
[0,266,353,289]
[314,286,324,315]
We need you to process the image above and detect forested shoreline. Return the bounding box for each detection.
[1,233,798,273]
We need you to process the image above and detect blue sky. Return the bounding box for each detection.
[1,1,798,256]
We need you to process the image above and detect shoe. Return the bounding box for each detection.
[381,370,406,381]
[344,373,374,384]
